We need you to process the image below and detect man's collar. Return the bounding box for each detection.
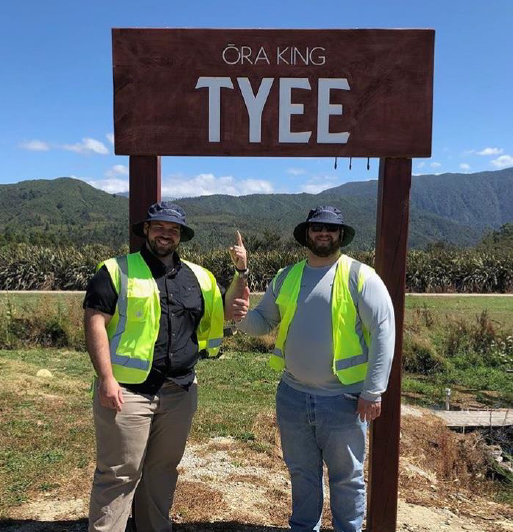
[140,244,181,276]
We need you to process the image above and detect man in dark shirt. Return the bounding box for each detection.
[84,202,248,532]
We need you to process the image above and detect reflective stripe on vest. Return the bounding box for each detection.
[270,255,374,385]
[106,255,151,371]
[99,253,224,384]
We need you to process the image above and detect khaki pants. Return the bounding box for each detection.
[88,380,197,532]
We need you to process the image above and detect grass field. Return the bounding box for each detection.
[405,294,513,322]
[0,348,280,517]
[1,291,512,407]
[0,290,512,518]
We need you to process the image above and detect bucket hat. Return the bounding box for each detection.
[132,201,195,241]
[293,205,355,247]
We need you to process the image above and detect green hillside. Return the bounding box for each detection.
[0,168,512,249]
[479,222,513,250]
[0,177,129,247]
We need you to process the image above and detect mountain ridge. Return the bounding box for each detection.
[0,168,512,249]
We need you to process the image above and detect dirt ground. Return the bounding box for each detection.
[1,408,512,532]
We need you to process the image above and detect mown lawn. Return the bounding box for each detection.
[405,294,513,322]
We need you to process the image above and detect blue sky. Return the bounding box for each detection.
[1,0,512,197]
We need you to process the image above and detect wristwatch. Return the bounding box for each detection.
[235,267,249,279]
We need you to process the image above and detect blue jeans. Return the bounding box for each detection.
[276,380,367,532]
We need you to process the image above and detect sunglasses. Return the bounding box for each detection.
[309,223,340,233]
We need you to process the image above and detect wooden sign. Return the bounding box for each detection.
[113,29,434,157]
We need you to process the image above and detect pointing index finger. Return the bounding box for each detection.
[236,230,243,247]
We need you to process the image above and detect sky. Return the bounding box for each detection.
[1,0,512,198]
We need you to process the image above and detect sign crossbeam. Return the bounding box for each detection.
[113,28,434,158]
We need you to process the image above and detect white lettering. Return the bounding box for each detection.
[222,44,240,65]
[254,46,270,65]
[293,47,308,66]
[317,78,350,144]
[240,46,253,65]
[277,47,290,65]
[195,77,234,142]
[197,76,351,145]
[309,47,326,66]
[237,78,274,143]
[279,78,312,143]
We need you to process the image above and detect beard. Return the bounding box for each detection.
[146,236,178,258]
[305,234,341,258]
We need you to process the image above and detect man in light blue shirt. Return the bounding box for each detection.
[231,206,395,532]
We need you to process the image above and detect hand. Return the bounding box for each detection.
[356,397,381,423]
[229,231,247,270]
[98,376,124,412]
[232,285,250,322]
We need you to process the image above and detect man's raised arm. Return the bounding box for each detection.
[224,230,250,322]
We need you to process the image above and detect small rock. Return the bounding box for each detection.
[36,369,53,378]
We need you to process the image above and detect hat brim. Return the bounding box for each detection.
[132,218,195,242]
[293,221,355,248]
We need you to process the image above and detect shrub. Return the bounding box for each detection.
[403,332,447,374]
[1,243,513,293]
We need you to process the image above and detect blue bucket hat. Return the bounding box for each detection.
[293,205,355,247]
[132,201,195,242]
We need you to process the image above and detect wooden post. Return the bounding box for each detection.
[129,156,161,252]
[367,157,412,532]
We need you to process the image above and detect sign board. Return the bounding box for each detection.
[113,29,434,157]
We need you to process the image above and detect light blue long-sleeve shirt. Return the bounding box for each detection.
[237,257,395,402]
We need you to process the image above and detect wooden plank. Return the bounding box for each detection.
[431,409,512,428]
[367,158,412,532]
[113,29,434,157]
[129,156,161,252]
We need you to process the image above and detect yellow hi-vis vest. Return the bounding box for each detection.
[270,255,374,385]
[99,252,224,384]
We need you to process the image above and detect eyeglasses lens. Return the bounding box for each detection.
[310,224,339,233]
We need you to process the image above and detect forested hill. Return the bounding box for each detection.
[0,178,128,246]
[0,168,512,249]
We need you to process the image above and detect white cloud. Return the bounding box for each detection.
[87,178,129,194]
[299,175,340,194]
[416,162,425,169]
[84,172,274,197]
[19,140,50,151]
[430,162,442,168]
[106,133,114,145]
[459,163,471,171]
[491,155,513,169]
[105,164,128,178]
[286,167,306,176]
[162,173,274,197]
[477,147,503,156]
[63,137,109,155]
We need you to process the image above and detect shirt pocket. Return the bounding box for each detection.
[126,279,154,322]
[178,285,203,321]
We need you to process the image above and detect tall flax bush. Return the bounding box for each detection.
[407,249,513,293]
[0,243,512,293]
[0,243,127,291]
